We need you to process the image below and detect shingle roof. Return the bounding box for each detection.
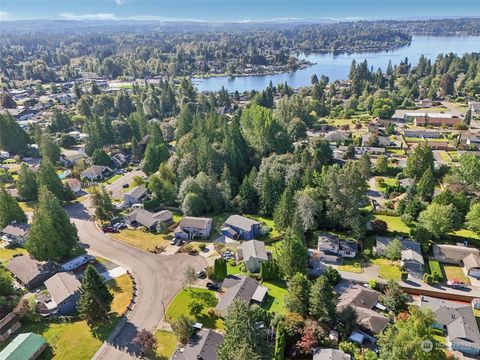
[313,348,351,360]
[6,256,51,286]
[464,253,480,271]
[172,329,224,360]
[402,249,425,265]
[180,217,212,230]
[125,185,147,199]
[1,223,30,237]
[241,240,268,262]
[0,332,46,360]
[224,215,260,232]
[0,313,19,335]
[216,276,263,314]
[433,244,480,262]
[44,272,81,305]
[126,208,172,228]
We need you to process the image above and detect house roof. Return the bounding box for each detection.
[44,272,81,305]
[318,234,339,252]
[1,223,30,237]
[67,178,81,188]
[216,276,264,314]
[180,217,212,230]
[6,256,52,286]
[125,185,147,199]
[172,329,224,360]
[464,253,480,271]
[324,131,349,142]
[126,208,172,229]
[0,332,46,360]
[241,240,268,262]
[313,348,351,360]
[224,215,260,232]
[433,244,480,262]
[0,313,19,335]
[420,296,480,349]
[80,165,111,178]
[402,249,425,265]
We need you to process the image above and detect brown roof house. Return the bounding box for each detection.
[172,329,224,360]
[7,256,55,289]
[337,285,389,340]
[433,244,480,278]
[215,276,268,317]
[0,313,21,342]
[1,223,30,247]
[37,272,81,316]
[174,217,213,240]
[420,296,480,356]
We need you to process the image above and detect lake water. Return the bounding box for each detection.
[194,36,480,93]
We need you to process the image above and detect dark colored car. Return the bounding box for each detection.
[102,226,119,233]
[196,270,206,278]
[122,183,129,188]
[206,282,220,291]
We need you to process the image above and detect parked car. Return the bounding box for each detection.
[196,270,206,278]
[111,217,125,225]
[206,282,220,291]
[447,280,468,289]
[102,226,119,233]
[175,239,183,246]
[170,238,177,245]
[113,223,127,230]
[223,251,234,259]
[122,183,129,189]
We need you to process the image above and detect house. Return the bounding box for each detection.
[125,208,173,231]
[469,101,480,115]
[399,178,414,188]
[337,285,389,337]
[215,276,268,317]
[237,240,270,273]
[324,131,349,143]
[123,186,148,206]
[80,165,112,181]
[1,108,36,121]
[37,272,81,315]
[7,256,55,289]
[403,129,441,139]
[0,332,47,360]
[1,223,30,246]
[0,313,21,342]
[222,215,261,240]
[175,217,213,240]
[419,296,480,356]
[464,135,480,150]
[111,152,128,167]
[416,99,434,108]
[361,133,392,147]
[404,112,462,127]
[375,237,424,277]
[66,178,81,193]
[313,348,351,360]
[172,329,224,360]
[433,244,480,278]
[318,234,358,259]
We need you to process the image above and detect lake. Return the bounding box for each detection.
[194,36,480,93]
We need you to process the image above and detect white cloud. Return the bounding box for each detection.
[115,0,125,5]
[0,11,10,21]
[59,12,118,21]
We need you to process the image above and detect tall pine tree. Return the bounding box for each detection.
[0,187,27,228]
[78,265,113,325]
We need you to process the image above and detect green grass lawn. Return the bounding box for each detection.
[442,265,470,284]
[371,258,402,280]
[154,330,178,359]
[373,214,410,234]
[338,258,363,273]
[438,151,452,163]
[103,174,122,185]
[0,244,28,265]
[166,288,223,331]
[227,261,246,275]
[375,177,400,192]
[110,229,170,252]
[3,274,134,359]
[261,280,288,314]
[18,201,36,213]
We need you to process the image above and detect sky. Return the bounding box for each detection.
[1,0,480,22]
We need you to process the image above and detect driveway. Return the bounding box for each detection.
[106,170,146,199]
[66,202,207,359]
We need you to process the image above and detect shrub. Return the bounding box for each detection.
[364,249,372,257]
[368,279,378,290]
[199,243,206,251]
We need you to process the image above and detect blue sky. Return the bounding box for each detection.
[1,0,480,22]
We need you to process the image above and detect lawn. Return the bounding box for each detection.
[103,174,122,185]
[375,177,399,192]
[154,330,178,359]
[373,214,410,234]
[338,259,363,273]
[0,245,28,264]
[262,280,288,314]
[438,151,452,163]
[18,201,36,213]
[4,274,134,359]
[426,259,443,282]
[371,258,402,280]
[442,265,470,285]
[166,288,223,331]
[110,229,170,252]
[227,261,247,275]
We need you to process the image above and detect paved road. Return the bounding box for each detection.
[106,170,146,199]
[66,199,206,359]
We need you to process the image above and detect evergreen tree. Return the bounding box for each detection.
[39,133,61,163]
[404,143,434,179]
[142,142,170,175]
[37,159,67,201]
[237,167,259,213]
[0,187,27,228]
[284,272,311,316]
[273,323,286,360]
[273,182,295,231]
[309,276,337,324]
[78,265,113,325]
[0,114,29,155]
[277,228,308,279]
[25,186,79,261]
[417,167,434,201]
[90,186,115,222]
[214,258,228,280]
[91,149,112,166]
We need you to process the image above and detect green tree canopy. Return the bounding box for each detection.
[418,202,456,238]
[277,228,308,279]
[78,265,113,325]
[0,187,27,228]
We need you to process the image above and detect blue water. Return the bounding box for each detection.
[194,36,480,92]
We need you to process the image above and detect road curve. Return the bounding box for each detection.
[65,202,207,359]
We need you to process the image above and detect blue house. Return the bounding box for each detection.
[42,272,81,316]
[222,215,261,241]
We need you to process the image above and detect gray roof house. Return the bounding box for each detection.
[337,285,389,337]
[215,276,268,317]
[7,256,55,289]
[172,329,224,360]
[318,234,358,260]
[375,237,424,277]
[39,272,81,315]
[222,215,261,240]
[123,185,147,206]
[420,296,480,356]
[237,240,270,273]
[433,244,480,278]
[324,131,349,143]
[175,217,213,240]
[80,165,112,180]
[1,223,30,246]
[125,208,173,231]
[313,348,351,360]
